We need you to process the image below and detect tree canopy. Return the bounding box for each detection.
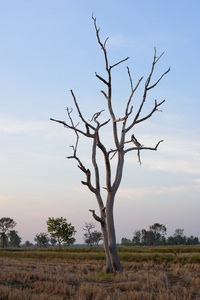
[46,217,76,251]
[0,217,17,248]
[8,230,21,247]
[34,233,49,247]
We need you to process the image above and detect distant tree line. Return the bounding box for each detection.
[121,223,199,246]
[0,216,103,250]
[1,218,199,249]
[0,217,76,250]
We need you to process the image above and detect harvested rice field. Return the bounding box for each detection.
[0,252,200,299]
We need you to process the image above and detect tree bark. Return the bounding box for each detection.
[100,215,113,273]
[106,192,123,273]
[2,233,7,249]
[90,200,113,272]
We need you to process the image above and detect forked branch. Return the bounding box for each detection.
[125,48,170,133]
[134,99,165,125]
[70,90,96,132]
[89,209,105,224]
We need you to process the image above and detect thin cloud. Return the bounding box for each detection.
[146,158,200,176]
[108,35,145,49]
[118,183,200,200]
[125,131,200,176]
[0,119,47,133]
[107,34,189,50]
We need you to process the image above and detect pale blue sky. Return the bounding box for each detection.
[0,1,200,244]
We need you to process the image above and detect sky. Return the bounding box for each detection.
[0,0,200,244]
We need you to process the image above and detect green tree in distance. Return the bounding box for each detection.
[132,230,142,245]
[121,237,132,246]
[149,223,167,246]
[0,217,16,248]
[25,240,33,247]
[34,233,49,247]
[46,217,76,251]
[8,230,21,247]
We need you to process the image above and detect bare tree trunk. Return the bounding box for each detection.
[100,218,113,273]
[2,233,7,249]
[90,202,113,272]
[106,192,123,273]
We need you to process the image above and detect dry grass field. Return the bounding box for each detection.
[0,247,200,299]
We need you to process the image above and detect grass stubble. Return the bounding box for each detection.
[0,249,200,299]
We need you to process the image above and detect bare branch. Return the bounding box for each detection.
[50,118,93,139]
[50,92,96,139]
[134,99,165,125]
[126,67,143,114]
[110,151,117,160]
[89,110,110,129]
[124,49,170,133]
[95,73,109,85]
[108,146,124,155]
[66,107,79,156]
[99,119,110,128]
[92,14,119,148]
[70,90,96,132]
[80,167,97,193]
[137,149,142,165]
[104,37,109,48]
[114,116,128,123]
[155,139,164,150]
[124,140,164,154]
[136,139,163,164]
[50,117,86,136]
[126,68,143,114]
[121,68,143,137]
[50,118,68,127]
[89,209,105,224]
[108,145,124,161]
[92,15,109,71]
[127,66,133,90]
[65,124,97,194]
[110,57,130,69]
[92,135,100,191]
[154,48,164,63]
[100,90,108,99]
[96,136,112,192]
[147,67,170,91]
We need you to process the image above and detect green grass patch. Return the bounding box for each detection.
[1,245,200,263]
[0,250,106,260]
[96,271,116,281]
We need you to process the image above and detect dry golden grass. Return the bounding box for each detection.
[0,257,199,299]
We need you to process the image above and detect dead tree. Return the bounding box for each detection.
[50,16,170,273]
